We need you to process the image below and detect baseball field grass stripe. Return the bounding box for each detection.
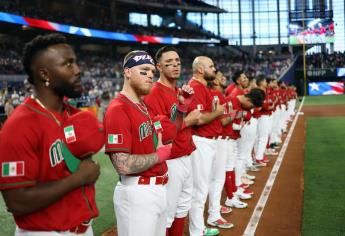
[303,117,345,236]
[243,96,305,236]
[304,94,345,106]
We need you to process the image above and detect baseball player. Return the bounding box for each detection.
[254,76,275,166]
[229,72,254,190]
[187,56,226,236]
[237,77,259,181]
[207,70,234,229]
[268,78,282,148]
[143,46,201,236]
[224,88,265,208]
[104,50,172,236]
[0,33,100,236]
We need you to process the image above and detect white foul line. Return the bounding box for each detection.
[243,97,305,236]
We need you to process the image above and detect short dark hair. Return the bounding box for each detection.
[256,75,266,86]
[22,33,67,84]
[245,88,265,107]
[155,46,179,63]
[232,70,244,84]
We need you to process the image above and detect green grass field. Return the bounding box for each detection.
[303,117,345,236]
[0,152,118,236]
[304,94,345,106]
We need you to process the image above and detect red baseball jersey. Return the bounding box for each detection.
[104,93,167,177]
[209,89,224,135]
[0,97,98,231]
[227,96,243,140]
[217,93,237,138]
[187,79,222,137]
[229,86,245,98]
[225,83,236,97]
[144,82,196,159]
[259,89,273,116]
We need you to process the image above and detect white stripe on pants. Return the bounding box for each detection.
[189,135,217,236]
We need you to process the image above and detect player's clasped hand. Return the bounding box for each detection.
[74,158,101,185]
[177,85,194,112]
[156,132,172,163]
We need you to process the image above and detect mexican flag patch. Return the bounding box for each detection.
[153,121,163,132]
[2,161,24,177]
[64,125,76,143]
[108,134,123,144]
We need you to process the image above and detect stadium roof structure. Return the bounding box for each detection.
[116,0,227,13]
[0,11,222,45]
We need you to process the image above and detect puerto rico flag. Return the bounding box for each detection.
[308,82,344,96]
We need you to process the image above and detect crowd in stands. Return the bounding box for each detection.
[0,47,291,122]
[0,46,291,82]
[306,52,345,69]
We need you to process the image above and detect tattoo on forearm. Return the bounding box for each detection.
[110,152,158,175]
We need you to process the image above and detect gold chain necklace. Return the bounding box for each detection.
[31,95,63,126]
[120,92,149,117]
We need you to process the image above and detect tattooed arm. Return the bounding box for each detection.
[109,152,159,175]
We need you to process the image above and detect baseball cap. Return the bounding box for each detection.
[61,111,105,173]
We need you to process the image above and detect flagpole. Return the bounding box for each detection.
[302,1,307,96]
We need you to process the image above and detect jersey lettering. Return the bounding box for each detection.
[139,121,153,142]
[49,140,64,167]
[170,104,178,122]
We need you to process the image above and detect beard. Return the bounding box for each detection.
[55,80,83,98]
[132,82,152,96]
[204,72,216,81]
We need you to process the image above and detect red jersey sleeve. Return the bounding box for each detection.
[104,103,132,154]
[0,115,39,190]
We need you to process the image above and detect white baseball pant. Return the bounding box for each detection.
[255,114,273,161]
[114,177,167,236]
[238,118,258,168]
[270,107,282,144]
[189,135,217,236]
[208,138,228,222]
[166,155,193,228]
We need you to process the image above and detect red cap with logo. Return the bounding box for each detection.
[61,111,104,173]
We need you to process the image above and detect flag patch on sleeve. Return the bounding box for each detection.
[2,161,25,177]
[108,134,123,144]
